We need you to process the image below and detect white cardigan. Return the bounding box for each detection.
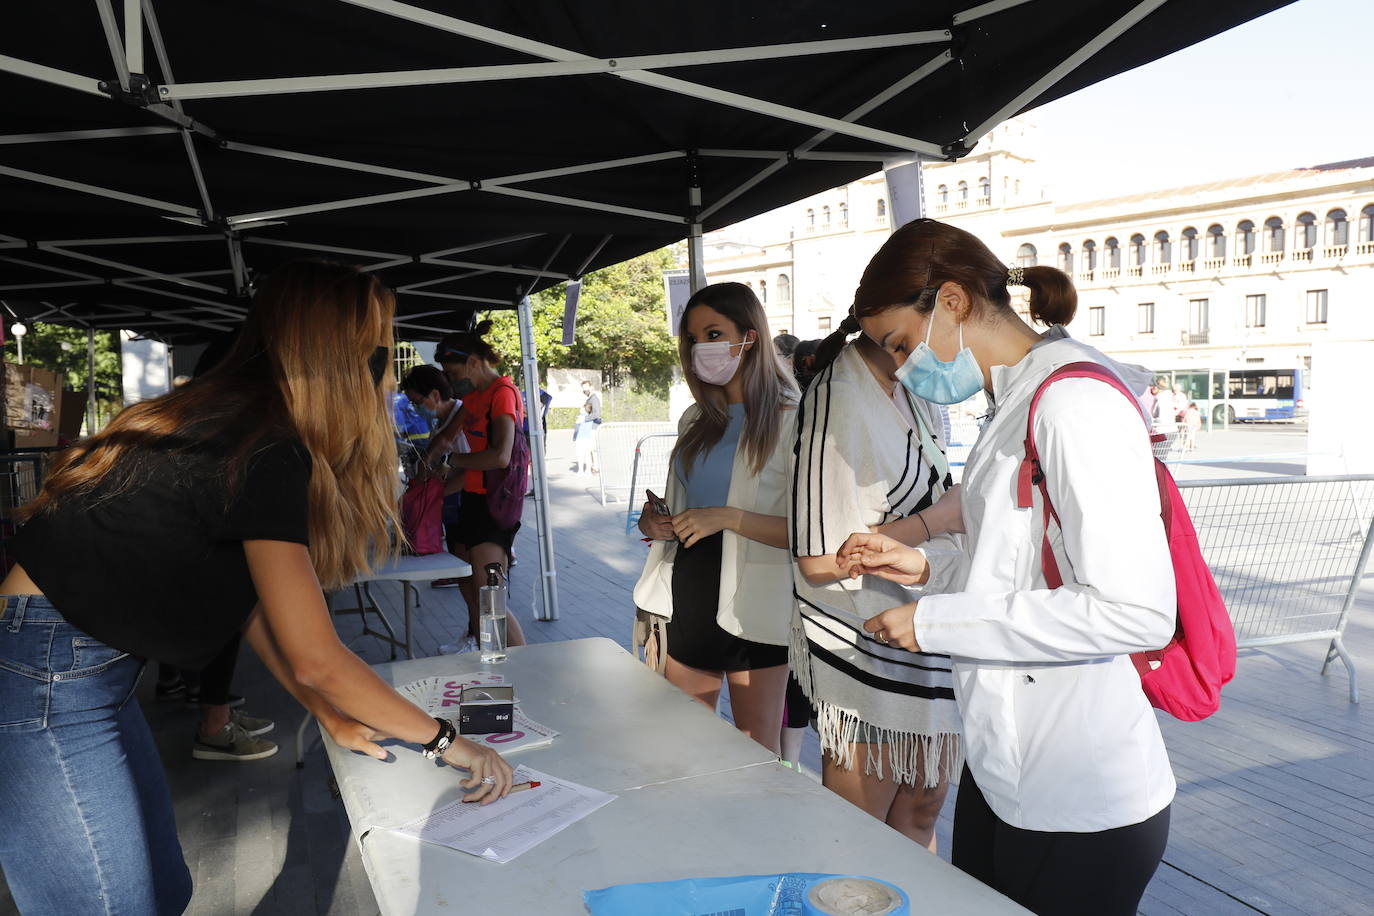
[632,403,798,647]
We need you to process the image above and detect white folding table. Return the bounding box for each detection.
[318,637,1030,915]
[329,552,472,661]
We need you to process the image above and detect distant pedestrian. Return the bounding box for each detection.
[1183,401,1202,452]
[573,378,601,474]
[792,338,822,392]
[772,333,800,375]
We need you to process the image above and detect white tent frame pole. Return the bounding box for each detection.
[700,148,900,163]
[699,49,954,220]
[0,164,200,216]
[419,258,570,281]
[39,234,219,246]
[142,0,220,223]
[0,54,105,97]
[392,289,511,306]
[965,0,1170,143]
[0,280,106,292]
[93,0,133,89]
[38,245,228,293]
[124,0,144,73]
[420,233,544,259]
[518,291,558,621]
[246,238,404,260]
[0,255,105,281]
[0,126,179,145]
[336,0,944,154]
[156,30,950,101]
[574,235,613,278]
[88,329,99,434]
[954,0,1036,25]
[481,186,682,225]
[109,280,246,317]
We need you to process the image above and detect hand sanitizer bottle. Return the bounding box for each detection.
[479,564,508,663]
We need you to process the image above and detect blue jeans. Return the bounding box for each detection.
[0,595,192,914]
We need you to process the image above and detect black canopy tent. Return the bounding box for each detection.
[0,0,1294,619]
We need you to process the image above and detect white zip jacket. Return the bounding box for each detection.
[633,403,798,646]
[914,331,1177,832]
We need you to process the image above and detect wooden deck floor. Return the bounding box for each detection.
[3,429,1371,915]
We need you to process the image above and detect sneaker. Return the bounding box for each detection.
[430,578,463,589]
[185,688,245,709]
[230,709,275,737]
[155,676,187,701]
[192,722,279,761]
[438,635,480,655]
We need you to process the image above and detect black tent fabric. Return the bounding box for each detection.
[1,0,1293,341]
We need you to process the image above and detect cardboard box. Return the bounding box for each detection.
[2,363,62,449]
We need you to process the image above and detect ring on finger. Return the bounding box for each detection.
[875,630,889,644]
[480,775,496,785]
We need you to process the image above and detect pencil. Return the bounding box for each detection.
[508,780,541,794]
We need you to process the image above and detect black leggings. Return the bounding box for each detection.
[952,765,1169,916]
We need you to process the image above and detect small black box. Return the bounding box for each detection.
[456,684,515,735]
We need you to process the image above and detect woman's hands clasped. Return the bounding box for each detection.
[671,507,739,548]
[442,737,515,804]
[836,531,930,585]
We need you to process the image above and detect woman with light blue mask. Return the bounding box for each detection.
[835,218,1175,916]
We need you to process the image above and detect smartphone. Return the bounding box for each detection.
[646,489,671,516]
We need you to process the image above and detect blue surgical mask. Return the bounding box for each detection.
[894,309,984,405]
[414,402,437,421]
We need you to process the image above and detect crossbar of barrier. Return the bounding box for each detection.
[625,433,679,534]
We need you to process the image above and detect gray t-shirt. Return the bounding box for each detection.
[675,402,745,508]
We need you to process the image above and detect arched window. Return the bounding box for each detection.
[876,198,887,219]
[1057,242,1073,273]
[1104,237,1120,269]
[1181,227,1198,261]
[978,177,990,202]
[806,208,815,228]
[958,180,969,201]
[1081,239,1097,271]
[1016,243,1037,268]
[937,185,948,204]
[1264,216,1284,252]
[1129,234,1146,267]
[758,279,767,303]
[1325,209,1348,247]
[1237,220,1255,255]
[821,205,831,228]
[839,203,848,228]
[1296,212,1317,250]
[777,274,791,303]
[1153,230,1171,264]
[1207,224,1226,259]
[1360,204,1374,244]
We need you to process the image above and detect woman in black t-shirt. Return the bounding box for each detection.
[0,261,513,915]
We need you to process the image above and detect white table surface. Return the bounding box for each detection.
[355,552,472,583]
[322,638,1029,916]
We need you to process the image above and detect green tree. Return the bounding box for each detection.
[7,323,123,430]
[483,247,679,395]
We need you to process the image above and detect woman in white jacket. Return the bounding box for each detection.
[839,219,1175,916]
[633,282,798,753]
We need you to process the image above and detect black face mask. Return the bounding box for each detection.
[368,346,389,385]
[452,377,476,398]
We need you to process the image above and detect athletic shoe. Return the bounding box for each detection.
[438,635,480,655]
[155,676,187,701]
[185,688,245,709]
[192,721,279,761]
[230,709,275,737]
[430,578,462,589]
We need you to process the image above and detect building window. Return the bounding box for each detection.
[1089,306,1105,336]
[1130,234,1146,266]
[1264,216,1284,253]
[821,206,831,229]
[1296,212,1316,250]
[1189,298,1209,334]
[1207,224,1226,259]
[1016,243,1037,268]
[1325,209,1348,247]
[1138,302,1155,334]
[1058,242,1073,273]
[817,316,832,332]
[1181,227,1198,261]
[1237,220,1256,255]
[1104,237,1120,269]
[958,181,969,201]
[839,203,848,228]
[1081,240,1097,271]
[1153,230,1171,264]
[759,279,767,303]
[1306,289,1328,324]
[937,185,948,205]
[876,198,887,220]
[1245,294,1266,328]
[777,274,791,303]
[1014,179,1021,196]
[978,176,990,202]
[806,208,815,229]
[1360,204,1374,244]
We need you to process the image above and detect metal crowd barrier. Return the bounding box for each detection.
[592,421,676,506]
[1178,474,1374,703]
[0,452,50,573]
[625,433,679,534]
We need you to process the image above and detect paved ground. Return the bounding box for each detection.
[2,424,1371,915]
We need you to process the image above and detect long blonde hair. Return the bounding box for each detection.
[24,260,401,589]
[673,282,798,475]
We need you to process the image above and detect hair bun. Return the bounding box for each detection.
[473,318,494,336]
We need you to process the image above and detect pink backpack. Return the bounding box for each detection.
[1018,361,1236,721]
[401,476,446,555]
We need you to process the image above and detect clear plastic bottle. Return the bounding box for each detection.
[478,563,508,663]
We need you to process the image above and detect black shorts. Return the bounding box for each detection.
[456,491,520,556]
[666,532,788,673]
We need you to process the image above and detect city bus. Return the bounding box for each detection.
[1151,365,1307,425]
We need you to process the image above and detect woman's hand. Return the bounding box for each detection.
[863,602,922,652]
[671,507,739,549]
[321,714,389,760]
[638,502,676,540]
[836,531,929,585]
[442,737,514,804]
[925,483,964,535]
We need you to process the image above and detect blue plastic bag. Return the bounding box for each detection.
[584,873,909,916]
